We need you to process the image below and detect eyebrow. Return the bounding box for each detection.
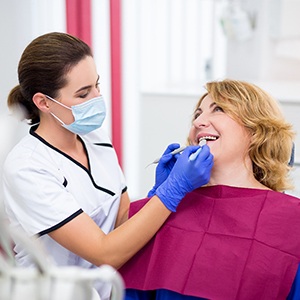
[197,101,217,112]
[74,75,100,93]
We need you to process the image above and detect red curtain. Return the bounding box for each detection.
[109,0,123,166]
[66,0,92,48]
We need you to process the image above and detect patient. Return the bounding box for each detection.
[119,79,300,299]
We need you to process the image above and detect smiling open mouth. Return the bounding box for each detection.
[198,136,218,143]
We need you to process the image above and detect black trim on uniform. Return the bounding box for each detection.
[122,186,128,194]
[30,126,116,196]
[94,143,113,148]
[37,209,83,237]
[63,177,68,187]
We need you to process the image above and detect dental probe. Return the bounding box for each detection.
[148,145,187,166]
[146,139,207,167]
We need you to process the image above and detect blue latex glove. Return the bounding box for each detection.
[148,143,181,197]
[156,145,213,212]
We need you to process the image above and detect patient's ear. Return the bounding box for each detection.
[32,92,51,113]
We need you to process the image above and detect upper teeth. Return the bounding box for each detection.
[199,136,217,142]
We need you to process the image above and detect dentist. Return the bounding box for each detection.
[2,32,213,300]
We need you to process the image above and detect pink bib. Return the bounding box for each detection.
[120,186,300,300]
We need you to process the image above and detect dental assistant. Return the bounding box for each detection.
[2,32,214,300]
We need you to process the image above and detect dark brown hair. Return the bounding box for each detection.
[7,32,93,124]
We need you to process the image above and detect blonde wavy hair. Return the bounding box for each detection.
[189,79,295,192]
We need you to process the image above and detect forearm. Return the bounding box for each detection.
[50,195,171,269]
[114,192,130,228]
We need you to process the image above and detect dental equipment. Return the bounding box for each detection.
[189,139,207,161]
[147,139,207,167]
[149,145,187,166]
[0,200,125,300]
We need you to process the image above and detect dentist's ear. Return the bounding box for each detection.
[32,93,51,112]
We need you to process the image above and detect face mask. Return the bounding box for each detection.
[46,95,106,135]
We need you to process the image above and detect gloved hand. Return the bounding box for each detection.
[156,145,213,212]
[148,143,181,197]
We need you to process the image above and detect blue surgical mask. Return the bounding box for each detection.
[46,95,106,135]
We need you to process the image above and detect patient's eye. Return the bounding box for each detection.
[213,105,224,112]
[193,109,202,120]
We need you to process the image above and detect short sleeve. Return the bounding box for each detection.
[3,153,81,236]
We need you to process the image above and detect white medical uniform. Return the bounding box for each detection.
[2,125,127,300]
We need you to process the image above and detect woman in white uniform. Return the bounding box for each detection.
[2,32,213,300]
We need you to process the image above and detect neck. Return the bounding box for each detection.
[35,119,80,152]
[208,160,269,190]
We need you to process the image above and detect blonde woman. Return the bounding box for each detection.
[120,79,300,300]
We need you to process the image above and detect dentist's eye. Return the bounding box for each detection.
[79,93,89,99]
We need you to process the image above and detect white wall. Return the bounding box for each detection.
[225,0,300,81]
[0,0,66,112]
[223,0,300,197]
[91,0,113,137]
[0,0,66,173]
[122,0,227,199]
[0,0,66,209]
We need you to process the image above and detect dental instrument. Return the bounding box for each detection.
[148,145,187,166]
[189,139,207,161]
[147,139,207,167]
